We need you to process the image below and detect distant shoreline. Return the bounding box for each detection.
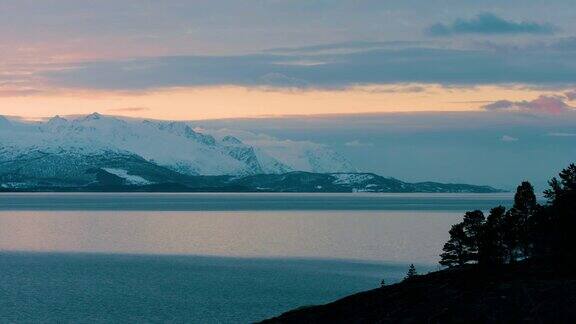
[0,171,506,194]
[0,192,513,212]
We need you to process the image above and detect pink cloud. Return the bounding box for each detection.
[564,90,576,101]
[483,95,574,114]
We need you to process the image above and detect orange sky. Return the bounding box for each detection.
[0,84,561,120]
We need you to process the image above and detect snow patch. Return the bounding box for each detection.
[102,168,152,185]
[332,173,374,185]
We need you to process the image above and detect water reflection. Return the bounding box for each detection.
[0,210,462,263]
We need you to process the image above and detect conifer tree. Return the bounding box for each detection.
[440,223,467,267]
[542,163,576,257]
[461,210,485,262]
[510,182,538,258]
[404,264,418,280]
[478,206,506,265]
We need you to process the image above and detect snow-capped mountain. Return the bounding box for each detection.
[0,113,356,186]
[199,128,354,174]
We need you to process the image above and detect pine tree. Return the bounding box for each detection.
[511,181,538,258]
[478,206,506,266]
[514,182,537,212]
[461,210,485,263]
[544,163,576,204]
[542,163,576,257]
[440,223,467,267]
[404,264,418,280]
[500,182,539,262]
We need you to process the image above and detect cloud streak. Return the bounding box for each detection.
[427,13,556,36]
[42,45,576,91]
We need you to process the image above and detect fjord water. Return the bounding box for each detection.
[0,193,512,323]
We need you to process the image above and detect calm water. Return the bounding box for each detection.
[0,192,513,211]
[0,193,513,323]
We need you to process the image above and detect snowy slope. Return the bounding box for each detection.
[0,113,355,180]
[199,128,356,174]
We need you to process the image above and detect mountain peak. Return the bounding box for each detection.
[48,115,68,124]
[84,112,103,120]
[150,121,217,146]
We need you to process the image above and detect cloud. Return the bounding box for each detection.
[357,84,426,94]
[551,37,576,51]
[565,90,576,100]
[265,41,427,54]
[345,140,374,147]
[258,73,309,88]
[42,45,576,90]
[427,13,556,36]
[501,135,519,142]
[483,95,575,114]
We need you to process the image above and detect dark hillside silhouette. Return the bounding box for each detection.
[264,163,576,323]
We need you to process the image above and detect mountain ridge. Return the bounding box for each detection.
[0,170,504,193]
[0,113,503,192]
[0,113,354,179]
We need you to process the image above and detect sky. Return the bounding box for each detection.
[0,0,575,188]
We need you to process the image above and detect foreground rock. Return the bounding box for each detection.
[261,259,576,323]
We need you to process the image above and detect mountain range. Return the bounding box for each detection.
[0,113,502,193]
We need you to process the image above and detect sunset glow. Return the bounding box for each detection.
[1,84,568,120]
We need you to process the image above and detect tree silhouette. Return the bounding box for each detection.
[478,206,506,266]
[440,223,467,267]
[514,181,538,212]
[440,163,576,268]
[544,163,576,205]
[461,210,485,262]
[542,163,576,258]
[510,182,538,259]
[440,210,485,267]
[404,264,418,280]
